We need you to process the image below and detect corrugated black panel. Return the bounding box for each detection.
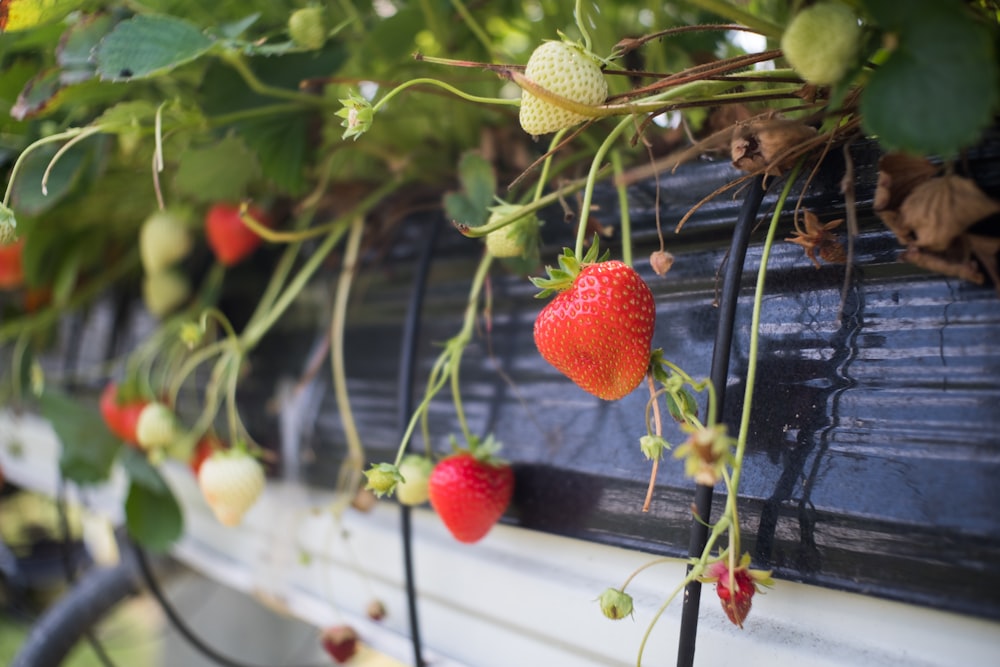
[21,134,997,621]
[243,134,1000,621]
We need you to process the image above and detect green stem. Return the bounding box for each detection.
[450,0,496,58]
[574,0,594,52]
[2,128,93,207]
[220,51,328,106]
[680,0,784,39]
[373,77,519,113]
[461,168,610,237]
[574,116,634,260]
[731,162,803,499]
[450,252,494,445]
[611,149,632,266]
[331,217,366,477]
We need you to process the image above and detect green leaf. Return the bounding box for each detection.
[860,0,999,156]
[57,12,118,84]
[125,478,183,552]
[173,134,261,202]
[216,12,260,39]
[443,152,496,227]
[39,390,121,485]
[94,14,215,82]
[236,113,309,195]
[118,447,169,493]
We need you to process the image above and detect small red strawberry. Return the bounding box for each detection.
[99,381,149,445]
[188,436,217,476]
[702,553,773,628]
[205,202,271,267]
[198,447,265,527]
[532,245,656,401]
[0,238,25,290]
[320,625,359,664]
[427,436,514,544]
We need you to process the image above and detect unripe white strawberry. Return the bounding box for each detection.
[135,401,180,451]
[519,41,608,136]
[396,454,433,506]
[484,204,540,259]
[143,269,190,318]
[781,1,861,86]
[140,209,193,273]
[198,449,265,527]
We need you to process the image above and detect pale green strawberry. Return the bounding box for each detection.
[143,269,190,318]
[198,449,265,527]
[396,454,434,506]
[288,7,326,50]
[135,401,181,451]
[519,40,608,136]
[484,204,540,259]
[781,1,861,86]
[140,209,193,273]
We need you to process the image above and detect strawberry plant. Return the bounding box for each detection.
[0,0,996,663]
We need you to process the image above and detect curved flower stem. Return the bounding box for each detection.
[374,77,520,113]
[330,216,366,490]
[449,251,494,445]
[2,128,93,207]
[220,51,328,107]
[450,0,496,58]
[574,116,633,260]
[574,0,594,53]
[731,161,803,500]
[611,149,633,266]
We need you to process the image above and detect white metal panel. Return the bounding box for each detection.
[3,410,998,667]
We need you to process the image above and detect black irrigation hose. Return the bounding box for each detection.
[132,542,329,667]
[395,219,441,667]
[676,175,767,667]
[10,548,141,667]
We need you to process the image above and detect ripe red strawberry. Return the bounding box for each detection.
[519,40,608,136]
[198,448,265,527]
[320,625,358,664]
[702,553,773,628]
[99,381,149,445]
[205,202,271,267]
[427,436,514,544]
[188,436,217,476]
[0,238,25,290]
[532,246,655,401]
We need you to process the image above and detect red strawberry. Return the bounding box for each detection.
[320,625,358,664]
[99,381,149,445]
[189,436,217,476]
[428,436,514,544]
[0,238,25,290]
[205,202,271,267]
[702,553,773,628]
[532,246,655,400]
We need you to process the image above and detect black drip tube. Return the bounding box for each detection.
[676,175,767,667]
[395,219,441,667]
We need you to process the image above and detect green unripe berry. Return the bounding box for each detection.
[598,587,634,620]
[288,7,326,50]
[781,1,861,86]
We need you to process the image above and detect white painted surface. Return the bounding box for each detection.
[3,410,999,667]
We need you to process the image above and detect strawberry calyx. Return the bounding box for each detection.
[364,462,404,497]
[336,92,374,141]
[530,241,608,298]
[450,433,507,468]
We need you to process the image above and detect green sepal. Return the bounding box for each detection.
[530,239,608,298]
[364,462,402,497]
[336,91,374,141]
